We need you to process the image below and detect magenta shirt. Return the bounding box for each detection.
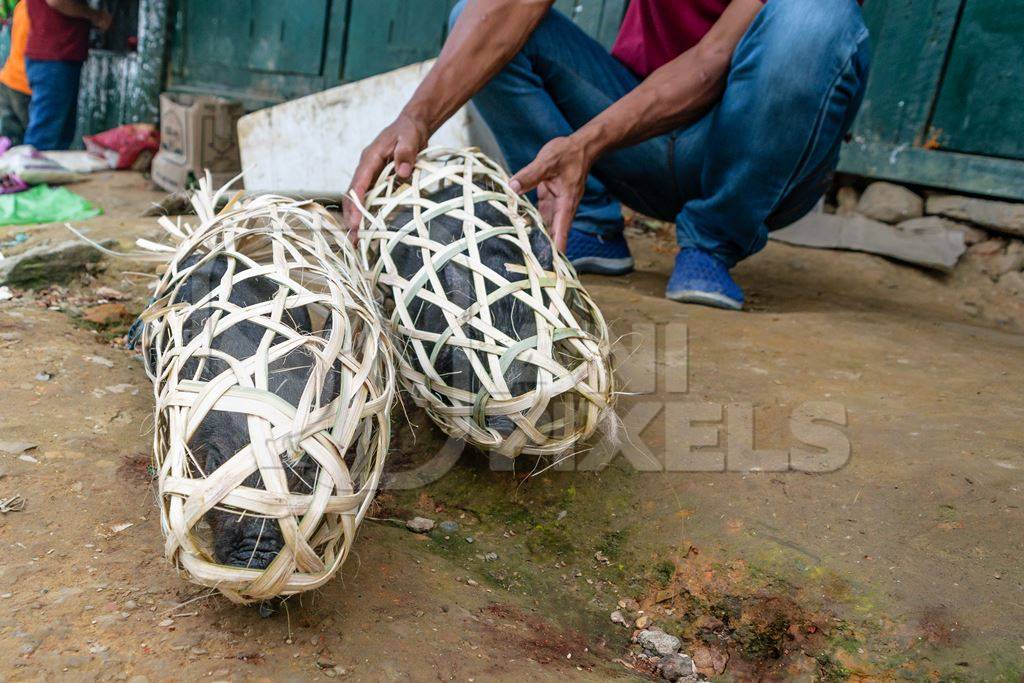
[611,0,734,78]
[611,0,863,78]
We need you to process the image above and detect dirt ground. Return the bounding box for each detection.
[0,172,1021,682]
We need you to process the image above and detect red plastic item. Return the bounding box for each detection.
[83,123,160,171]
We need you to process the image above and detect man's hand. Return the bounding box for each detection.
[502,0,761,250]
[509,135,591,252]
[91,9,113,31]
[343,0,553,236]
[344,113,429,233]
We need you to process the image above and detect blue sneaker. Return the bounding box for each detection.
[565,229,634,275]
[665,248,744,310]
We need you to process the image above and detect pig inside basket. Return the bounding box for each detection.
[386,183,602,445]
[165,254,353,570]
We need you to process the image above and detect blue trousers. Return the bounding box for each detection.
[451,0,871,267]
[25,59,83,151]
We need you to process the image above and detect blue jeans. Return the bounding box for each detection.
[25,59,83,151]
[450,0,871,267]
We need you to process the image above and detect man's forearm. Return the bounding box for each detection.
[403,0,553,134]
[574,0,762,162]
[574,49,727,161]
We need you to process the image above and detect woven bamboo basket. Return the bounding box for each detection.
[353,147,614,459]
[137,180,394,603]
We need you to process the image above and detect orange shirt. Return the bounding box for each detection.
[0,1,31,95]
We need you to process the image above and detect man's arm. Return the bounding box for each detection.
[45,0,112,30]
[344,0,554,229]
[511,0,763,250]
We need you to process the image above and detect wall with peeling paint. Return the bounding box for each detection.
[75,0,169,140]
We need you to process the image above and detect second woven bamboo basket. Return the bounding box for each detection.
[354,147,614,459]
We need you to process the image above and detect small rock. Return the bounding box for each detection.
[835,186,859,216]
[123,600,137,610]
[637,629,681,656]
[635,615,651,629]
[18,454,38,463]
[658,653,698,682]
[95,286,128,300]
[35,371,52,382]
[618,597,640,612]
[466,579,479,587]
[158,618,174,627]
[405,517,435,533]
[0,441,37,455]
[483,552,498,562]
[438,520,459,533]
[926,194,1024,236]
[856,181,923,223]
[610,610,627,626]
[0,286,12,301]
[104,384,138,395]
[82,303,130,326]
[692,644,729,676]
[464,536,474,544]
[84,355,114,368]
[0,240,112,287]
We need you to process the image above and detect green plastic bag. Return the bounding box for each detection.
[0,185,102,227]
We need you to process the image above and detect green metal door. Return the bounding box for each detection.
[168,0,347,108]
[342,0,451,82]
[169,0,626,107]
[342,0,625,82]
[838,0,1024,200]
[927,0,1024,160]
[248,0,331,75]
[181,0,249,70]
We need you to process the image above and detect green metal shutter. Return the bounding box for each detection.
[927,0,1024,161]
[342,1,451,82]
[838,0,1024,199]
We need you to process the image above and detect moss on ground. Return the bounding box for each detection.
[383,451,642,640]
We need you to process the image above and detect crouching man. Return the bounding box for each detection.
[346,0,870,310]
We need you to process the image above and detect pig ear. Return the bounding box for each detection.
[528,227,554,269]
